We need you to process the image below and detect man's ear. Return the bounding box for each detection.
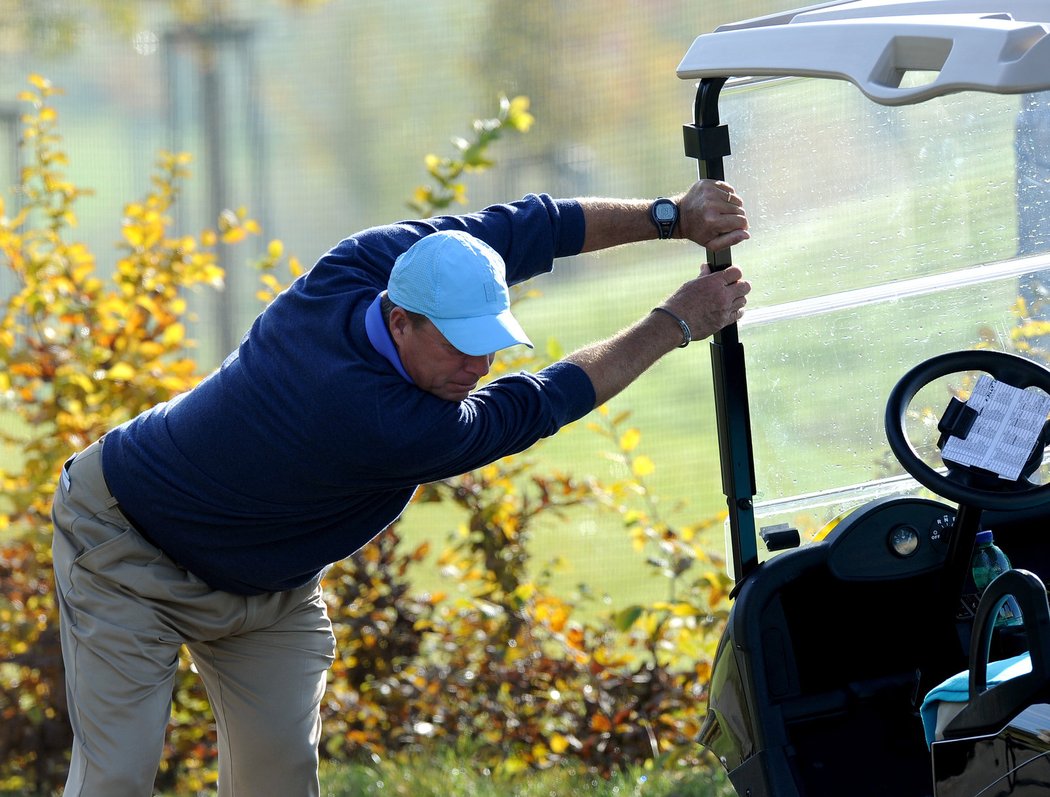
[388,305,410,345]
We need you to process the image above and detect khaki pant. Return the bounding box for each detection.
[51,439,336,797]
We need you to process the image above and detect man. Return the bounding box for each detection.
[52,179,750,796]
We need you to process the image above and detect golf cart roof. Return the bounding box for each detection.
[677,0,1050,105]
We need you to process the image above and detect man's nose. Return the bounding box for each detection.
[463,354,491,378]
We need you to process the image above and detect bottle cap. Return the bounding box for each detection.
[976,530,993,545]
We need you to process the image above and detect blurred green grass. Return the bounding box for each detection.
[314,747,734,797]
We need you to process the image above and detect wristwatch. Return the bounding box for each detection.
[650,197,679,239]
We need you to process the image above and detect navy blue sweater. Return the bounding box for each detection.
[102,194,596,594]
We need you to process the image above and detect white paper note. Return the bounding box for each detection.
[941,375,1050,481]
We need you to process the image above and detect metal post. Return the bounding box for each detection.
[163,18,265,358]
[0,104,21,299]
[683,78,759,583]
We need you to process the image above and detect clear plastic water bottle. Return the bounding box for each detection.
[971,530,1024,628]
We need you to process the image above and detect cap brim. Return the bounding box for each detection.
[432,309,533,356]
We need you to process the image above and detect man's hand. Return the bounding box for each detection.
[658,263,751,341]
[674,180,749,251]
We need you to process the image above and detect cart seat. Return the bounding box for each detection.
[920,651,1032,746]
[932,568,1050,743]
[925,569,1050,797]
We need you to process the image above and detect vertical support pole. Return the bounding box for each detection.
[683,78,759,582]
[164,20,264,360]
[0,105,21,300]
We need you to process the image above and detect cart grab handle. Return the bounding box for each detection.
[678,12,1050,105]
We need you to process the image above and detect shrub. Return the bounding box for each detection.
[0,75,260,795]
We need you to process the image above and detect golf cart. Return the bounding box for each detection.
[678,2,1050,795]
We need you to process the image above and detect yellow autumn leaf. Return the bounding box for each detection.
[501,757,528,775]
[122,224,144,248]
[549,733,570,754]
[267,239,284,259]
[619,427,641,451]
[106,362,135,381]
[545,337,564,360]
[507,95,535,132]
[513,582,537,601]
[632,454,655,477]
[412,185,431,205]
[221,227,246,245]
[162,323,185,346]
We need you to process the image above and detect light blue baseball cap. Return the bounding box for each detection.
[387,230,533,356]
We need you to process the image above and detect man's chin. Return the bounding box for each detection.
[438,384,475,402]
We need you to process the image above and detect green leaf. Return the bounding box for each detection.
[613,604,644,632]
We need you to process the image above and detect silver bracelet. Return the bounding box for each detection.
[651,306,691,348]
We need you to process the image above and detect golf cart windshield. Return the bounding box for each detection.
[676,1,1050,574]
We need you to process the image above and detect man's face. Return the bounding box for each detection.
[389,308,495,402]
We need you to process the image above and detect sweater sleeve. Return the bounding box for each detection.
[307,193,586,291]
[349,360,596,486]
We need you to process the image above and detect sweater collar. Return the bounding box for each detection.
[365,294,414,384]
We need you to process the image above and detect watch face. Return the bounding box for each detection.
[654,202,676,222]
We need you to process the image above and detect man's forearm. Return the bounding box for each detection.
[576,180,749,255]
[564,311,683,407]
[562,179,752,408]
[577,198,655,253]
[563,265,752,408]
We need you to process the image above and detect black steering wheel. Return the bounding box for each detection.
[885,350,1050,511]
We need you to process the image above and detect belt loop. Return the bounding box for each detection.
[63,438,119,508]
[96,437,120,510]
